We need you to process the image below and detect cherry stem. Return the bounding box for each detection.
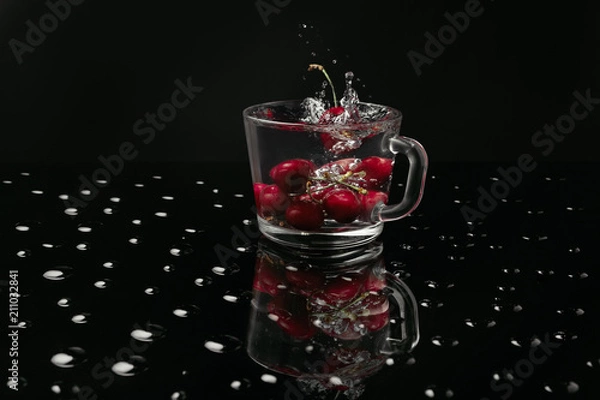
[308,64,338,107]
[309,172,368,195]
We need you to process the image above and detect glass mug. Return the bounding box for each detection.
[243,100,428,249]
[246,239,419,397]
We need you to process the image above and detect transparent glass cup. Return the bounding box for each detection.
[243,100,428,249]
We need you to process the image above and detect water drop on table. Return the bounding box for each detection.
[171,391,187,400]
[163,264,175,273]
[131,323,166,343]
[230,378,251,391]
[431,336,459,347]
[16,249,31,258]
[57,298,71,307]
[43,267,73,281]
[212,264,240,276]
[103,261,118,269]
[64,208,78,216]
[261,374,277,384]
[194,276,213,287]
[71,313,90,324]
[204,335,242,354]
[155,211,168,218]
[50,347,87,368]
[76,243,89,251]
[94,279,111,289]
[172,305,200,318]
[169,243,193,256]
[144,287,159,296]
[111,355,148,377]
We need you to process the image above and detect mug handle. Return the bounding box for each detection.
[372,136,428,222]
[381,270,420,355]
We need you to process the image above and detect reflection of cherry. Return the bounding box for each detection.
[269,159,315,194]
[253,258,284,296]
[285,264,326,295]
[268,292,315,340]
[322,274,363,302]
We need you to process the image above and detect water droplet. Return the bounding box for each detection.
[195,180,204,185]
[16,249,31,258]
[128,237,142,245]
[43,267,73,281]
[163,264,175,273]
[103,261,118,269]
[50,347,87,368]
[204,335,242,354]
[212,264,240,276]
[173,305,200,318]
[15,224,30,232]
[171,391,187,400]
[64,208,78,216]
[71,313,90,324]
[420,299,444,308]
[76,243,89,251]
[131,323,166,343]
[194,276,213,287]
[94,279,111,289]
[31,189,44,195]
[162,195,174,200]
[431,336,459,347]
[103,207,115,215]
[57,298,71,307]
[132,219,142,225]
[543,381,579,394]
[169,243,194,257]
[155,211,168,218]
[111,355,148,377]
[144,287,159,296]
[230,378,251,391]
[261,374,277,384]
[109,197,120,203]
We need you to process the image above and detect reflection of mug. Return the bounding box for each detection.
[243,100,428,249]
[246,239,419,396]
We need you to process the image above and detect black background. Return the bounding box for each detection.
[0,0,599,165]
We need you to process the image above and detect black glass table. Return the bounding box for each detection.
[1,162,598,400]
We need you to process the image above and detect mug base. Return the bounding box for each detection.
[258,218,384,250]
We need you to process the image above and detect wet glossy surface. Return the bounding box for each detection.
[1,162,599,400]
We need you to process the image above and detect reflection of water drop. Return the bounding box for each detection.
[212,264,240,276]
[204,335,242,354]
[43,267,73,281]
[131,323,166,343]
[111,355,148,377]
[50,347,87,368]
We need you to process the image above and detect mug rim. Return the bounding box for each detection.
[242,99,402,130]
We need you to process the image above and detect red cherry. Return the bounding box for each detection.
[269,159,315,194]
[285,200,325,231]
[307,184,334,202]
[285,264,326,295]
[259,184,290,217]
[253,183,267,208]
[322,188,362,223]
[354,157,394,189]
[253,258,284,296]
[318,106,345,124]
[360,190,388,221]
